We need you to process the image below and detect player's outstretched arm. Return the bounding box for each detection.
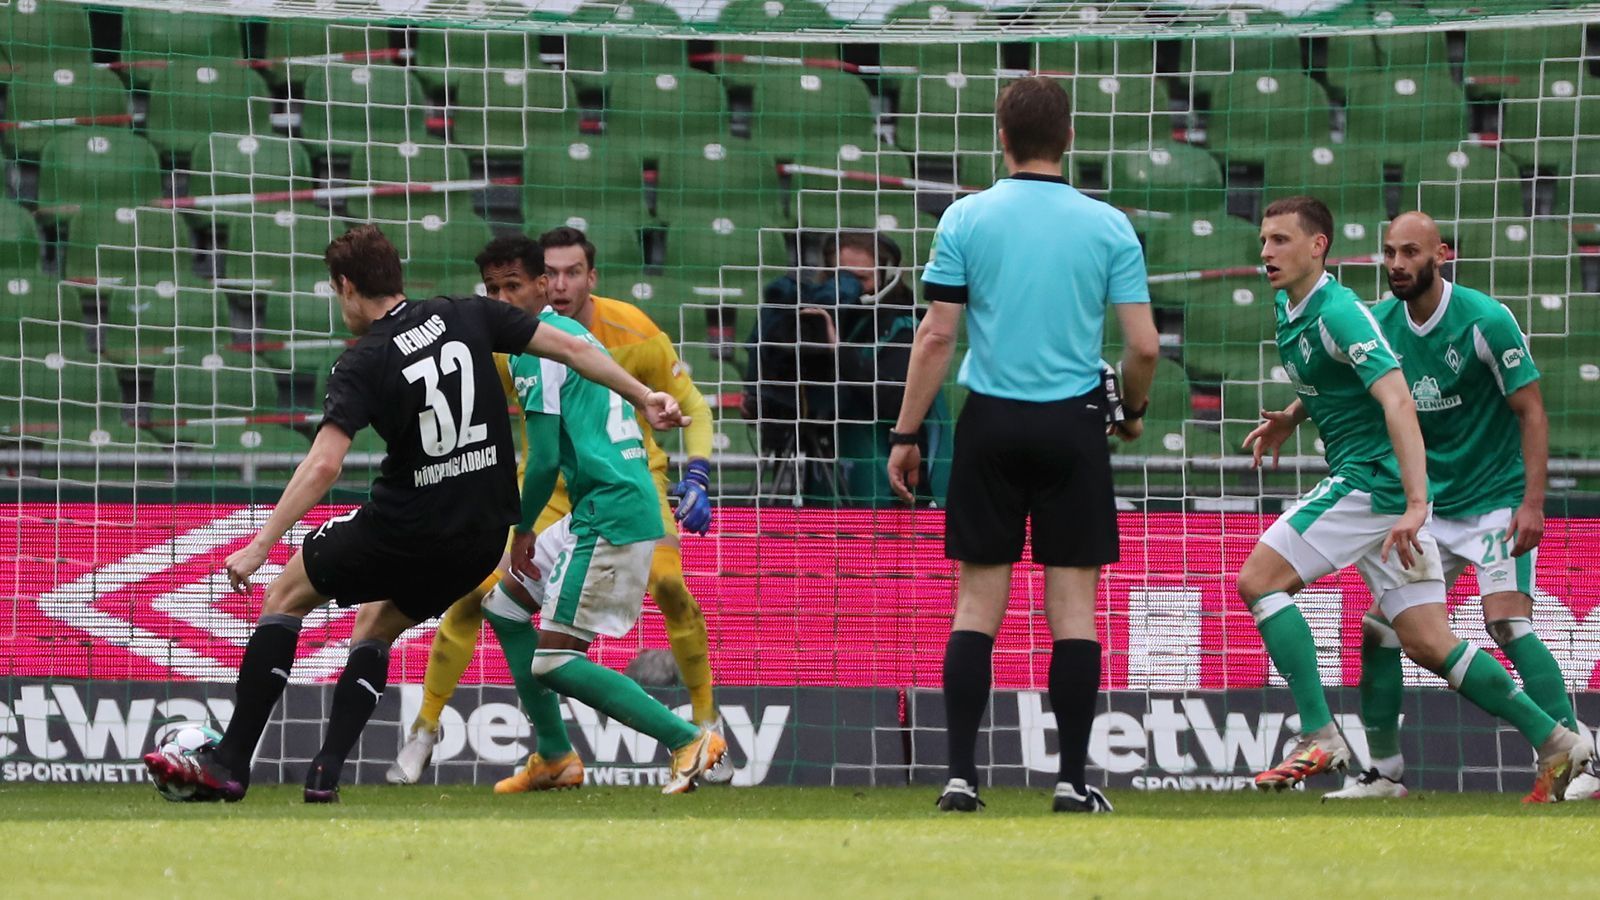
[1369,370,1429,568]
[526,327,686,430]
[1505,382,1549,556]
[509,414,561,587]
[888,300,962,502]
[224,425,352,593]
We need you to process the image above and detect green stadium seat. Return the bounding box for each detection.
[1105,142,1226,216]
[0,273,81,360]
[789,147,921,233]
[3,63,131,158]
[0,0,95,70]
[1448,217,1573,310]
[448,67,574,157]
[217,211,348,373]
[743,69,878,158]
[1323,32,1452,98]
[894,69,1004,156]
[603,69,730,150]
[1035,38,1157,77]
[36,129,165,225]
[62,207,216,354]
[882,38,1001,81]
[264,19,387,87]
[563,0,687,80]
[346,142,479,224]
[1532,325,1600,458]
[144,60,276,157]
[411,25,541,93]
[0,348,140,450]
[657,142,782,269]
[1261,144,1389,246]
[1148,215,1275,380]
[1562,139,1600,240]
[1179,10,1304,75]
[1464,26,1592,99]
[121,10,247,80]
[522,141,647,268]
[715,0,843,61]
[296,63,436,155]
[1124,357,1191,457]
[185,132,315,220]
[1064,74,1171,153]
[1200,71,1332,158]
[1496,65,1600,170]
[1342,67,1467,148]
[1401,142,1526,223]
[1320,36,1382,97]
[0,199,43,276]
[394,217,496,298]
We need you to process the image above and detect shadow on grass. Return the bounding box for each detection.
[0,784,1583,824]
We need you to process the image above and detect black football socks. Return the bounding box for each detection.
[216,613,303,783]
[943,630,995,786]
[310,639,391,785]
[1049,639,1102,792]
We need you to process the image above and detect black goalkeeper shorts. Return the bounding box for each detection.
[301,506,507,622]
[944,390,1119,568]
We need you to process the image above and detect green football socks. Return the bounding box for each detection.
[534,650,700,750]
[1251,593,1334,734]
[1443,641,1558,747]
[486,611,573,758]
[1493,621,1578,732]
[1358,615,1405,762]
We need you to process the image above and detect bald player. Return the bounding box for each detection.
[1324,212,1596,801]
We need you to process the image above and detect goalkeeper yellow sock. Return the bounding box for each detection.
[416,581,489,730]
[650,546,716,725]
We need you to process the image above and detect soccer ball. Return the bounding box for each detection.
[150,723,223,802]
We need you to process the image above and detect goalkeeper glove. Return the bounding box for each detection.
[669,459,713,536]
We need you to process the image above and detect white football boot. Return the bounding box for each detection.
[385,721,441,785]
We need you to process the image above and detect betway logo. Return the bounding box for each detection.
[398,685,788,787]
[0,684,234,761]
[1016,693,1383,777]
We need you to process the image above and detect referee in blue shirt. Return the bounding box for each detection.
[888,76,1160,814]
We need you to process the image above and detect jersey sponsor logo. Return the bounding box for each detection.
[1347,338,1379,364]
[1502,347,1525,369]
[1445,344,1463,374]
[391,313,448,355]
[1411,375,1462,412]
[1284,361,1319,396]
[411,443,499,487]
[512,373,538,403]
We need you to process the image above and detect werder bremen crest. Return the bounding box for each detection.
[1412,374,1462,412]
[1445,344,1463,373]
[1299,333,1312,363]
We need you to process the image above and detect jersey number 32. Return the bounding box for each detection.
[402,340,488,457]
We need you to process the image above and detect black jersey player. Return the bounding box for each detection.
[143,226,685,803]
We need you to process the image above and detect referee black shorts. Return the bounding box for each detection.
[301,506,507,622]
[944,390,1119,568]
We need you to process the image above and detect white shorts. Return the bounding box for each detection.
[534,514,657,643]
[1261,476,1445,619]
[1430,508,1537,598]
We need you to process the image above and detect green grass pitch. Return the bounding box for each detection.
[5,784,1596,897]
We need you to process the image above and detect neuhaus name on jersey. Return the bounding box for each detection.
[393,314,448,355]
[413,444,500,488]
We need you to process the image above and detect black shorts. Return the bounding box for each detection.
[301,507,507,622]
[944,390,1119,567]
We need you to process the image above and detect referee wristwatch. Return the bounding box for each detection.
[887,429,920,446]
[1122,401,1148,422]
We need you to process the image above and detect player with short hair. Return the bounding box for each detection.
[1324,211,1597,801]
[502,306,726,794]
[392,225,730,787]
[1240,198,1591,799]
[142,225,684,802]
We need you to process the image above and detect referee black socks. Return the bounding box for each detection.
[943,630,995,786]
[217,613,303,780]
[1050,639,1101,793]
